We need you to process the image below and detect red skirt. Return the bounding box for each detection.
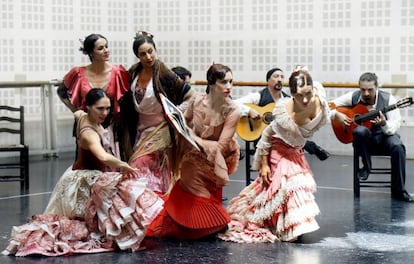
[147,182,230,240]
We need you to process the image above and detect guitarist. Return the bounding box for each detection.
[235,67,330,161]
[330,72,413,202]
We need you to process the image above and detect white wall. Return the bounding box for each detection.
[1,0,414,83]
[1,0,413,157]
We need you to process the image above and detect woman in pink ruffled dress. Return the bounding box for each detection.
[57,33,130,159]
[3,89,163,257]
[218,67,329,243]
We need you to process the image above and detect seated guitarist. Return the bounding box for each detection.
[235,67,330,161]
[330,72,413,202]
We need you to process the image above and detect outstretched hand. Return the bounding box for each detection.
[120,162,139,179]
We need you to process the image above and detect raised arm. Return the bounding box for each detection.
[79,128,136,173]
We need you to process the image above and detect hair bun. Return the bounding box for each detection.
[78,38,87,54]
[134,31,154,40]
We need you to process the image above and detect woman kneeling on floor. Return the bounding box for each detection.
[3,88,163,257]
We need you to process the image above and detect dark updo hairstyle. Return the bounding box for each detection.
[288,70,313,95]
[85,88,109,107]
[132,31,156,58]
[172,66,192,81]
[206,63,232,94]
[80,33,107,62]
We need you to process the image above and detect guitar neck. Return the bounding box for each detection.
[354,104,397,124]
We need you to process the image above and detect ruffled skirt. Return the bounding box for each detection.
[44,168,100,218]
[129,151,171,195]
[2,214,115,256]
[85,174,164,251]
[3,170,164,256]
[218,138,320,243]
[147,182,230,240]
[128,122,172,195]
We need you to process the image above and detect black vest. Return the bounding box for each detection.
[258,88,289,106]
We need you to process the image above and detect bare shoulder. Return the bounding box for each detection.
[78,126,100,148]
[74,110,86,121]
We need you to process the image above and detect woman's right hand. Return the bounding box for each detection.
[120,162,138,177]
[188,129,204,152]
[259,164,272,186]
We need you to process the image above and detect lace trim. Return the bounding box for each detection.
[44,169,101,218]
[253,86,329,165]
[192,94,238,139]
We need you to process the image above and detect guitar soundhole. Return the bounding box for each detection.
[354,114,361,125]
[263,113,273,124]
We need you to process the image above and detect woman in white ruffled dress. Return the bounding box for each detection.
[218,67,329,243]
[3,88,163,257]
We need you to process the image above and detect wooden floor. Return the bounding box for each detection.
[1,152,414,264]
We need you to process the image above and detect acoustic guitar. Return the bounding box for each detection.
[331,96,413,144]
[236,103,275,141]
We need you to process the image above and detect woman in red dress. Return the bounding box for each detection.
[147,63,240,239]
[57,33,130,159]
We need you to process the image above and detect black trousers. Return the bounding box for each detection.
[352,125,406,194]
[303,140,319,154]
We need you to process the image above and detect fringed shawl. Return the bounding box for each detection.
[119,59,194,161]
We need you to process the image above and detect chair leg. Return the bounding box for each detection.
[24,146,29,191]
[245,141,251,186]
[20,150,24,193]
[353,150,360,198]
[19,147,29,193]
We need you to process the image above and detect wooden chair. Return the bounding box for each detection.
[245,140,259,185]
[353,148,391,198]
[0,106,29,192]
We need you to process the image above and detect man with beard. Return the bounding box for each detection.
[235,67,330,161]
[330,72,413,202]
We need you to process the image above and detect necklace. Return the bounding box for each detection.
[134,71,152,103]
[135,79,148,103]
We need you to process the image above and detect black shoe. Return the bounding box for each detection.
[392,191,414,202]
[314,146,330,161]
[357,168,370,181]
[239,151,245,160]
